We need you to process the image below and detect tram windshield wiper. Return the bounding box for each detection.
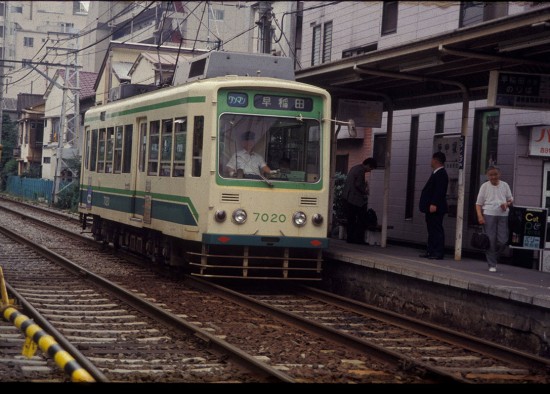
[257,169,274,187]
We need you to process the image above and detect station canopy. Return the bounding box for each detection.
[295,6,550,111]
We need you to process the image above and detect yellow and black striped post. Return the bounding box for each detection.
[3,306,95,382]
[0,266,12,307]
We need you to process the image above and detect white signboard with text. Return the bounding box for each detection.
[529,125,550,157]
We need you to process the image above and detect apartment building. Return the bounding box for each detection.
[0,1,89,100]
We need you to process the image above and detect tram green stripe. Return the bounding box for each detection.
[85,96,206,122]
[81,189,199,226]
[81,185,199,219]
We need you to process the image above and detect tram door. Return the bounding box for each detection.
[541,162,550,271]
[133,117,148,219]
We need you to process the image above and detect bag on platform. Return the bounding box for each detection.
[365,208,378,227]
[471,226,490,251]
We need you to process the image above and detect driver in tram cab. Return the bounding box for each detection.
[225,131,272,178]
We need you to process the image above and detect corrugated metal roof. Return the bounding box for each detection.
[17,94,44,112]
[140,52,179,66]
[112,62,133,82]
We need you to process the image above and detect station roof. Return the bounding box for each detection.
[295,5,550,111]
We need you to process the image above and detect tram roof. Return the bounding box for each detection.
[294,5,550,112]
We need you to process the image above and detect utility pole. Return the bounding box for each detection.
[0,9,5,162]
[50,38,81,205]
[256,1,273,54]
[0,58,4,162]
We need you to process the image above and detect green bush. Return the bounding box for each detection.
[54,182,80,212]
[333,172,347,222]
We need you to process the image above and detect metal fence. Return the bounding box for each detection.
[5,176,60,203]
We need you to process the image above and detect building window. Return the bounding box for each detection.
[43,157,51,164]
[322,22,332,63]
[459,2,508,28]
[0,3,4,16]
[22,59,32,68]
[381,1,398,35]
[60,22,75,33]
[311,25,321,66]
[11,5,22,13]
[373,134,386,169]
[73,1,88,15]
[336,154,349,175]
[311,21,332,66]
[0,25,3,38]
[209,8,224,21]
[24,37,34,47]
[342,43,378,59]
[405,116,419,219]
[435,113,445,134]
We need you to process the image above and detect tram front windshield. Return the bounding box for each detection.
[219,114,321,183]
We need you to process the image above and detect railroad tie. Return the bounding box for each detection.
[2,306,95,382]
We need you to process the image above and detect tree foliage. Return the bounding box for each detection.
[0,115,19,190]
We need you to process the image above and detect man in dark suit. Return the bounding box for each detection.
[342,157,377,244]
[419,152,448,259]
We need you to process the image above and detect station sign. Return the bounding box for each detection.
[487,70,550,111]
[337,99,383,128]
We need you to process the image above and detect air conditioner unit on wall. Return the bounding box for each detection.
[109,84,157,102]
[337,125,365,139]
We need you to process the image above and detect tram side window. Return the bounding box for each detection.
[97,128,106,172]
[148,120,160,175]
[173,117,186,177]
[114,125,123,173]
[105,127,114,173]
[192,116,204,177]
[160,119,173,177]
[90,129,98,171]
[84,128,90,170]
[305,125,321,183]
[123,124,133,173]
[138,122,147,172]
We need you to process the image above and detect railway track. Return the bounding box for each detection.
[0,196,549,383]
[0,199,417,383]
[0,230,277,383]
[232,283,550,383]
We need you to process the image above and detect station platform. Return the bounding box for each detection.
[323,238,550,357]
[325,239,550,311]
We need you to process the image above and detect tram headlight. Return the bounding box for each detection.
[292,211,307,227]
[214,210,227,222]
[312,213,323,226]
[232,208,248,224]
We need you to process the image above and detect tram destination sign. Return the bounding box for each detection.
[487,70,550,111]
[508,206,548,250]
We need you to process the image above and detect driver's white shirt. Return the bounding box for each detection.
[226,149,267,175]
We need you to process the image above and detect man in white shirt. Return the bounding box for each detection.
[226,131,271,178]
